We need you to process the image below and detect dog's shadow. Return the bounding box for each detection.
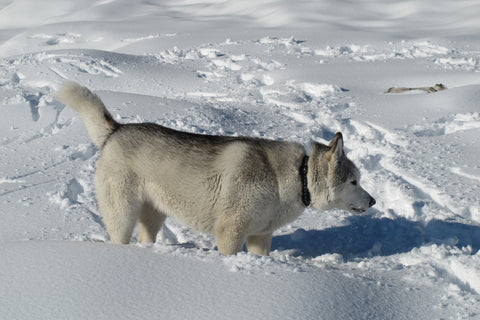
[271,215,480,259]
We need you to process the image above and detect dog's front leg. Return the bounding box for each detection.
[215,230,245,255]
[214,217,246,255]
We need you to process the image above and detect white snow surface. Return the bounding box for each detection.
[1,0,480,319]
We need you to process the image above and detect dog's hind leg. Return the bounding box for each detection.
[247,233,272,256]
[96,168,141,244]
[138,202,166,243]
[98,193,141,244]
[99,198,141,244]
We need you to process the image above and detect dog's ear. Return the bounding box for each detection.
[326,132,344,163]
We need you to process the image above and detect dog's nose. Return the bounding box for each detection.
[369,197,376,207]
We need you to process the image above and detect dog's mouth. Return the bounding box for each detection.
[351,207,366,213]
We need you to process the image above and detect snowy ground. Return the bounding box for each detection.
[1,0,480,319]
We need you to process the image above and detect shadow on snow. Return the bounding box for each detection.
[272,215,480,259]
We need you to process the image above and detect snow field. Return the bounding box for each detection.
[1,0,480,319]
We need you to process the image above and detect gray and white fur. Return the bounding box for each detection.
[56,81,375,255]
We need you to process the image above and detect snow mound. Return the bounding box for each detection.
[1,241,473,320]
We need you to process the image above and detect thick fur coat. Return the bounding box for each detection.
[56,82,375,255]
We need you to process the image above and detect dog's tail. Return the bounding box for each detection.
[56,81,120,148]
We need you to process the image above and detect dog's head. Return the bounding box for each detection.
[308,132,375,213]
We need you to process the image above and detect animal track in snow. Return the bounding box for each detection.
[407,112,480,137]
[0,177,25,184]
[435,56,480,72]
[314,41,452,63]
[30,33,81,46]
[23,92,43,122]
[342,119,464,219]
[121,33,176,44]
[152,38,290,86]
[32,52,123,78]
[51,178,85,208]
[69,144,97,161]
[450,167,480,182]
[65,178,84,203]
[59,56,122,78]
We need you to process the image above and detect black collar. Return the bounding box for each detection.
[299,156,311,207]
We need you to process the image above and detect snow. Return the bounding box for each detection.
[1,0,480,319]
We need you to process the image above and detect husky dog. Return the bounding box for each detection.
[56,82,375,255]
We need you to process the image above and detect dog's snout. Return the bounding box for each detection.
[369,197,376,208]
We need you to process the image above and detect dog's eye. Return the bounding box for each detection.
[351,180,357,186]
